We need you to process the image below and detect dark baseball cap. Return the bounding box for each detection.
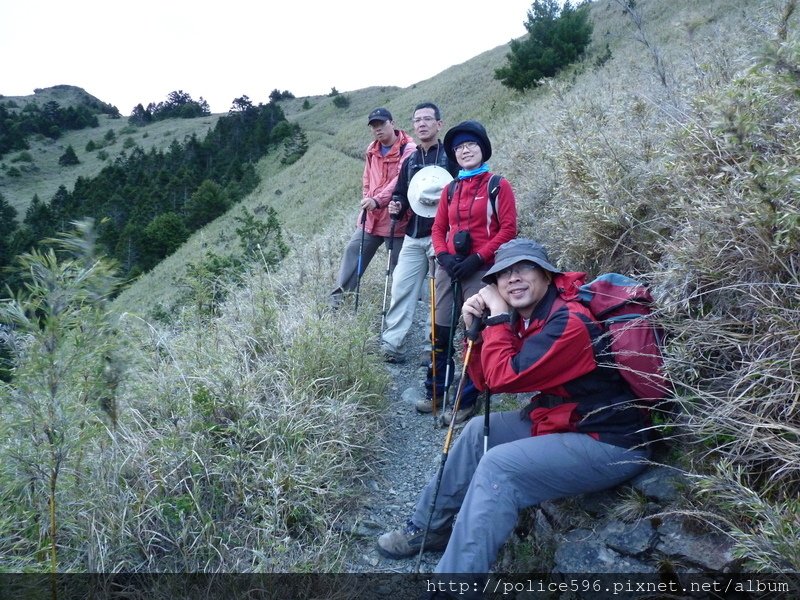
[368,107,393,124]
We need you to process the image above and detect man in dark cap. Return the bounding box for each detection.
[330,107,416,308]
[376,238,650,578]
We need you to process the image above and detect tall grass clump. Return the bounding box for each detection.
[88,247,386,571]
[1,218,388,571]
[659,32,799,479]
[0,220,125,571]
[647,24,797,570]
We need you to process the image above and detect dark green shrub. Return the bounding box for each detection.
[11,151,33,163]
[332,94,350,109]
[185,179,230,229]
[495,0,593,91]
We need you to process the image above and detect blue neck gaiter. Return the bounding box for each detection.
[458,163,490,179]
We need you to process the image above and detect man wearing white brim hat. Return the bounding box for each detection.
[380,103,458,365]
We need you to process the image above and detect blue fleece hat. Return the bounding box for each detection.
[451,132,481,150]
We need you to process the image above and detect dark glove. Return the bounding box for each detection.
[450,253,483,280]
[436,252,460,278]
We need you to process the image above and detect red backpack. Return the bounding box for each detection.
[561,273,670,403]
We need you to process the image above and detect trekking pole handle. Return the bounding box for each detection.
[465,310,487,342]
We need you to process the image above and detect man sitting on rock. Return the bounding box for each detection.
[376,238,651,576]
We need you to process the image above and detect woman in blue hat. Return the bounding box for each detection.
[422,120,518,425]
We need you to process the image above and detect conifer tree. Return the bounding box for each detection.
[495,0,593,91]
[185,179,230,229]
[58,144,80,166]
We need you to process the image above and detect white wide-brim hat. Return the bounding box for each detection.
[407,165,453,218]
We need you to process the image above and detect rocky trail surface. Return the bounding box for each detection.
[342,298,463,574]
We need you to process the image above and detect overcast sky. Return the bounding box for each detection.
[1,0,536,115]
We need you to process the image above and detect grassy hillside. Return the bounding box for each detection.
[1,0,798,575]
[0,86,221,213]
[114,0,786,314]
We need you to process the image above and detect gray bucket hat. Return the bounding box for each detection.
[482,239,561,283]
[408,166,453,218]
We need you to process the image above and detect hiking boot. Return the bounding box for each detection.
[329,289,344,310]
[443,402,479,426]
[376,520,451,559]
[381,344,406,364]
[415,396,442,414]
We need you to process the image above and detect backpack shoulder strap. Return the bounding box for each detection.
[404,149,416,183]
[446,180,457,203]
[487,174,503,219]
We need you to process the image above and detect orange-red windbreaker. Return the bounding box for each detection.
[360,130,416,237]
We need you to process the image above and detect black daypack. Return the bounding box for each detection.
[404,144,452,182]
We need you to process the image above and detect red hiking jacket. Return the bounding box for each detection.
[467,273,649,449]
[431,171,517,265]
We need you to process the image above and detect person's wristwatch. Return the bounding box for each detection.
[484,313,511,327]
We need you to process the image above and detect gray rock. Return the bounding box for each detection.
[630,466,686,503]
[553,528,656,573]
[602,519,658,556]
[655,517,736,571]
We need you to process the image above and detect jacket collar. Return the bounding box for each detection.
[529,283,559,323]
[511,283,558,332]
[367,129,412,157]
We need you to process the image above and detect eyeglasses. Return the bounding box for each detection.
[454,141,480,153]
[496,262,538,282]
[412,116,437,124]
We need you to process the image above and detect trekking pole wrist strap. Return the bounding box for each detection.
[484,313,511,327]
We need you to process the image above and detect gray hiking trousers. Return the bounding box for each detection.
[411,410,649,573]
[330,227,403,301]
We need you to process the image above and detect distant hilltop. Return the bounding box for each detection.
[1,84,119,117]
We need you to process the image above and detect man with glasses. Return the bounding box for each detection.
[330,107,416,308]
[376,238,650,582]
[380,103,459,366]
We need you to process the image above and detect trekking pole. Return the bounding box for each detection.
[380,215,398,333]
[428,256,438,423]
[353,208,368,314]
[439,279,460,427]
[415,315,482,573]
[483,387,491,455]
